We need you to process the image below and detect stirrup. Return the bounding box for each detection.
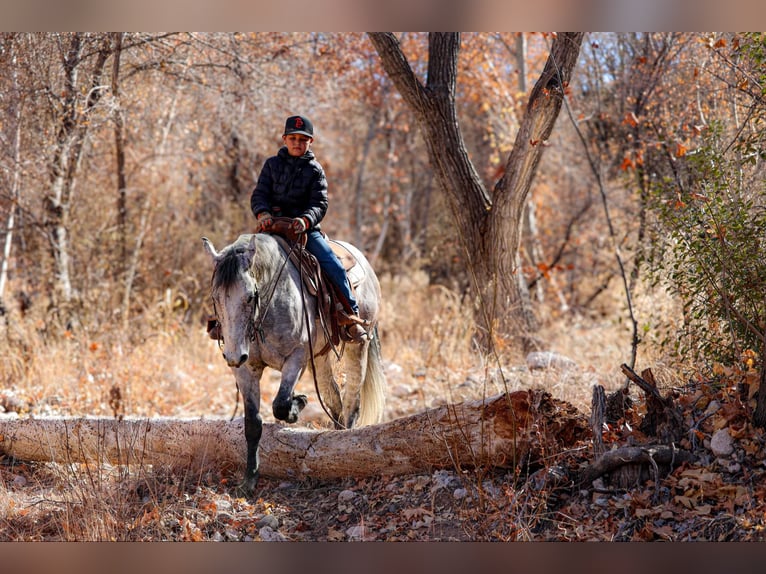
[345,323,369,343]
[338,311,370,328]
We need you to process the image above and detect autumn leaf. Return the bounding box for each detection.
[327,528,345,541]
[623,112,639,127]
[403,507,433,520]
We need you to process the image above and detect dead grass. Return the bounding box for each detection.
[0,271,689,540]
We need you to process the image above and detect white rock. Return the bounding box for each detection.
[710,428,734,457]
[526,351,577,371]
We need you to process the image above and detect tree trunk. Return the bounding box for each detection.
[352,108,381,248]
[0,37,23,306]
[111,32,128,268]
[0,390,588,480]
[368,32,584,351]
[44,33,110,324]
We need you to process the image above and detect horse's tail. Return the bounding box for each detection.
[357,325,386,426]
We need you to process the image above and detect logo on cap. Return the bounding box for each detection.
[294,117,304,129]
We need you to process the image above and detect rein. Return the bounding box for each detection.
[293,240,347,430]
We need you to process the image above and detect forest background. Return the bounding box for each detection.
[2,31,764,412]
[1,32,765,541]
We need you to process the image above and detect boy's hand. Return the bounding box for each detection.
[291,217,309,234]
[256,211,273,230]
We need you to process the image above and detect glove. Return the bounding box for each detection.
[291,217,309,234]
[256,211,273,231]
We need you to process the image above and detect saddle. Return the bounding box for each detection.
[262,218,366,350]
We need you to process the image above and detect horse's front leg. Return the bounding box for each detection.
[234,363,263,496]
[272,349,308,424]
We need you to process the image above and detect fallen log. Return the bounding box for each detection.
[0,390,588,480]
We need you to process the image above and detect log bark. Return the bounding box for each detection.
[0,390,588,480]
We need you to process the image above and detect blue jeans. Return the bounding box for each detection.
[305,230,359,314]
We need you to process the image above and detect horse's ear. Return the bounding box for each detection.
[202,237,219,260]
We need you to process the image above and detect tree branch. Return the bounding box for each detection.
[367,33,429,113]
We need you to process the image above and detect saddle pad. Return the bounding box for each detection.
[329,240,365,288]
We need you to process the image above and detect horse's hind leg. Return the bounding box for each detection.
[312,354,344,429]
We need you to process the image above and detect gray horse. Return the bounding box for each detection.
[202,233,386,494]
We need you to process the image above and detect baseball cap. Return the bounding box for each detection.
[284,115,314,137]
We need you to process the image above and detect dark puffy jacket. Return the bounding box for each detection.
[250,147,328,229]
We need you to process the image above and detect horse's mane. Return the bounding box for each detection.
[212,234,282,291]
[212,247,248,291]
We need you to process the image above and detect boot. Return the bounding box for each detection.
[345,322,369,343]
[337,309,369,328]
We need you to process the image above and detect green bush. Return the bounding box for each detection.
[649,122,766,366]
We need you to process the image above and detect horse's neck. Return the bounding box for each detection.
[252,235,286,284]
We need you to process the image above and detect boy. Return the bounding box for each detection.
[251,115,368,342]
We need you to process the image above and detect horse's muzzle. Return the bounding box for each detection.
[225,353,248,368]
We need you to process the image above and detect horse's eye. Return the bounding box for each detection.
[247,294,256,305]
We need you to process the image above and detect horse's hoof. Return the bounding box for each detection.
[273,394,308,423]
[294,394,308,411]
[273,401,291,421]
[235,475,258,498]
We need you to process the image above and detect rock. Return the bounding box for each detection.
[256,514,279,530]
[431,469,459,491]
[259,526,287,541]
[719,459,741,473]
[453,488,468,500]
[224,527,241,541]
[710,428,734,457]
[214,498,233,514]
[338,489,357,502]
[526,351,577,371]
[392,384,414,398]
[704,400,720,417]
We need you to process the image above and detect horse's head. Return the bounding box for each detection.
[203,235,259,368]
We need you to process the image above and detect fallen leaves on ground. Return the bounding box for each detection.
[2,364,766,541]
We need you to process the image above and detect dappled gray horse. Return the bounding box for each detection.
[203,233,386,494]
